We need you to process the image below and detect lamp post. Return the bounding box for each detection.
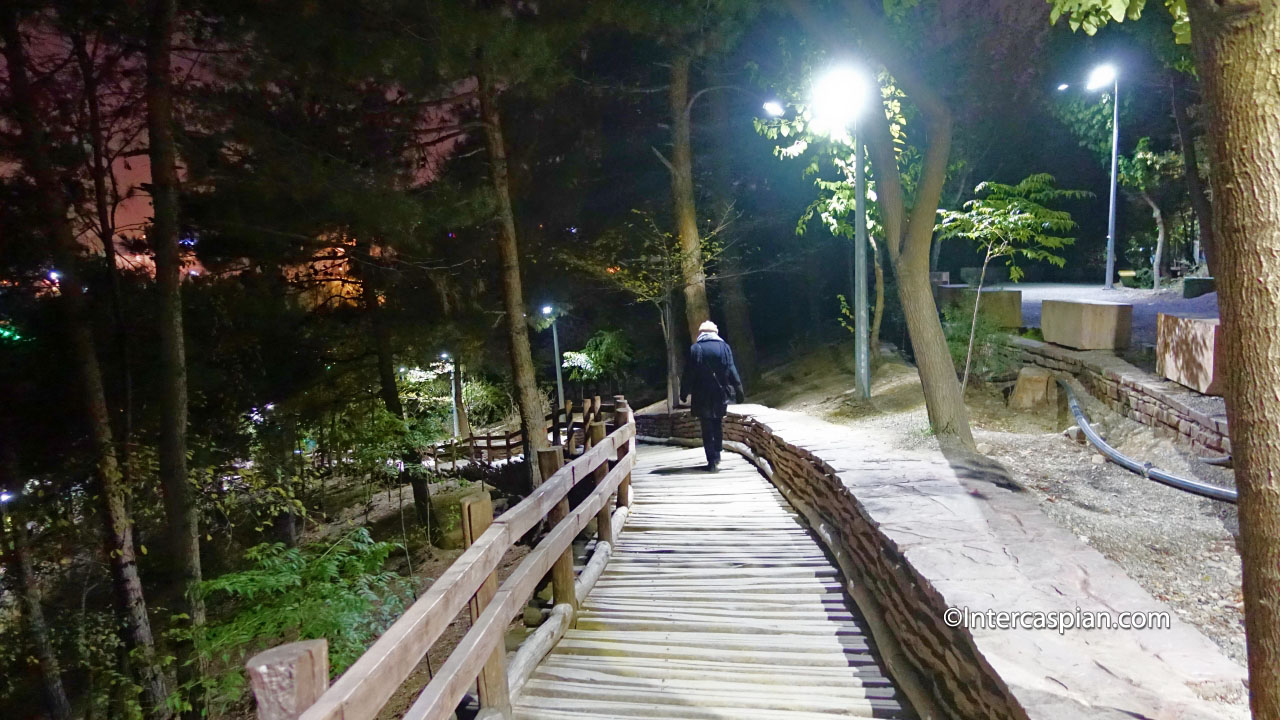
[809,64,875,399]
[542,306,565,412]
[441,352,459,438]
[1062,63,1120,289]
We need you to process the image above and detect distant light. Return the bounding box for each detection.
[1057,83,1070,91]
[762,100,785,117]
[440,352,450,359]
[568,227,578,234]
[188,270,200,276]
[48,271,60,281]
[542,306,553,315]
[399,366,407,372]
[811,64,874,139]
[264,403,275,410]
[1086,64,1117,91]
[0,492,12,504]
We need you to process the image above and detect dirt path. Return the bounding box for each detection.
[751,342,1246,666]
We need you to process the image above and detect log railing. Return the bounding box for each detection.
[426,396,619,464]
[246,399,635,720]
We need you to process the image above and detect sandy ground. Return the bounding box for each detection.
[1015,282,1219,346]
[751,342,1246,667]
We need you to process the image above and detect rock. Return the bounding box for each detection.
[1041,299,1133,350]
[523,605,544,627]
[1063,425,1086,444]
[975,443,993,455]
[1008,366,1057,410]
[1091,453,1107,465]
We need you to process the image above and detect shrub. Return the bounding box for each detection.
[941,305,1019,383]
[185,528,410,717]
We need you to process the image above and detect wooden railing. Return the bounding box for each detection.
[245,399,636,720]
[426,395,619,464]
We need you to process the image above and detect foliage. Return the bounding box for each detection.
[935,174,1088,283]
[187,528,410,717]
[462,377,515,429]
[1119,137,1183,193]
[1047,0,1189,44]
[941,306,1020,383]
[564,330,634,383]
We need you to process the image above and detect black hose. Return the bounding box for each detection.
[1199,455,1233,467]
[1056,379,1238,504]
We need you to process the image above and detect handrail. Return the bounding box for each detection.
[247,399,635,720]
[1058,379,1237,504]
[428,400,619,463]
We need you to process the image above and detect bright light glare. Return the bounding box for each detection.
[810,65,874,139]
[1086,64,1117,91]
[1057,83,1070,91]
[541,305,553,315]
[0,492,12,503]
[440,352,450,359]
[762,100,785,117]
[48,271,60,281]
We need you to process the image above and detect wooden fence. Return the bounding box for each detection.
[426,395,619,464]
[245,399,636,720]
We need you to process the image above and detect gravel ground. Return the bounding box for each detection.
[752,343,1247,669]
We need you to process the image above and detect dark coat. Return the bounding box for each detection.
[680,334,745,418]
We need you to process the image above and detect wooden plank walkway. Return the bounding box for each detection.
[511,444,913,720]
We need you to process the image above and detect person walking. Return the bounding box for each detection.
[680,320,745,471]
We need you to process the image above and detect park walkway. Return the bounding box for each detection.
[510,444,912,720]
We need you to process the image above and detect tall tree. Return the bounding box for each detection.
[1051,1,1280,715]
[789,0,975,446]
[0,9,174,715]
[1,423,73,720]
[144,0,206,712]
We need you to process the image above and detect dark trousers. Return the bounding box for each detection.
[699,417,724,466]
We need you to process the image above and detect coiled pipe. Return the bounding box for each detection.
[1056,379,1237,504]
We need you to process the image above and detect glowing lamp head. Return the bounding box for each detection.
[1086,64,1117,91]
[762,100,785,117]
[542,305,553,316]
[1057,83,1070,91]
[441,352,449,359]
[48,270,60,281]
[0,492,12,504]
[810,64,874,139]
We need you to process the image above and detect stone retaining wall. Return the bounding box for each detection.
[1011,336,1230,456]
[637,404,1247,720]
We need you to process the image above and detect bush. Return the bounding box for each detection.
[941,305,1020,383]
[462,376,514,428]
[185,528,410,717]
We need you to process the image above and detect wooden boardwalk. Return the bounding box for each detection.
[511,444,913,720]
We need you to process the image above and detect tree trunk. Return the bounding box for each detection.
[719,251,759,387]
[477,57,547,486]
[453,362,472,439]
[359,251,439,540]
[1186,3,1280,717]
[962,253,993,392]
[1170,71,1216,275]
[74,34,136,484]
[1,428,73,720]
[659,300,679,413]
[668,54,712,340]
[0,11,174,715]
[870,236,885,356]
[145,2,205,713]
[1140,191,1167,290]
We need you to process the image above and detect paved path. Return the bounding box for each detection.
[1013,282,1218,346]
[511,444,911,720]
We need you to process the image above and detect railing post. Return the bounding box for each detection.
[613,399,632,510]
[536,447,578,617]
[246,639,329,720]
[461,493,512,714]
[563,399,575,454]
[588,421,613,546]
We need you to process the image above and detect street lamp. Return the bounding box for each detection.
[542,306,565,412]
[812,63,875,399]
[762,100,785,118]
[441,352,459,438]
[1062,63,1120,289]
[0,492,12,504]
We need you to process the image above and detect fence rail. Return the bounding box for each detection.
[426,396,619,464]
[246,398,635,720]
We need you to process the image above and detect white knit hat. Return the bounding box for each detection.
[698,320,718,334]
